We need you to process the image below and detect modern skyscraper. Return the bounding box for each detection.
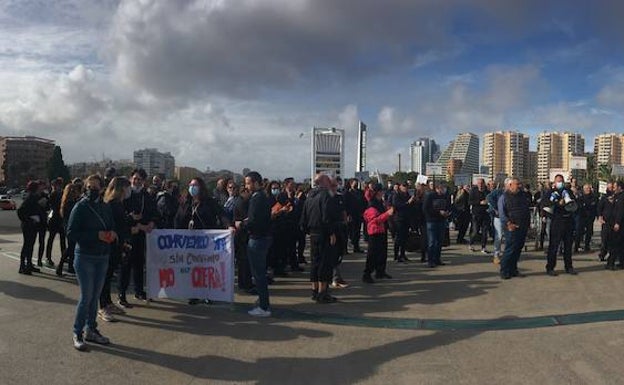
[436,133,479,176]
[311,127,345,181]
[536,132,585,181]
[356,121,367,173]
[133,148,175,179]
[482,131,529,180]
[594,133,624,166]
[0,136,55,186]
[409,138,439,174]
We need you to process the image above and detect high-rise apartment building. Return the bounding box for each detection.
[594,133,624,166]
[311,127,345,181]
[536,132,584,181]
[409,138,439,174]
[482,131,530,180]
[436,133,479,176]
[0,136,55,186]
[133,148,175,179]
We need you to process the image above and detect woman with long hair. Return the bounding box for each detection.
[67,175,116,351]
[98,176,133,322]
[17,181,44,274]
[56,182,83,276]
[175,177,232,305]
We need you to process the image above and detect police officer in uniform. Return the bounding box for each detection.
[545,174,578,276]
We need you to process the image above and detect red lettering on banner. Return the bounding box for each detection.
[159,268,175,288]
[191,266,224,289]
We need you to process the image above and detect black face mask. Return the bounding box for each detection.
[86,188,100,201]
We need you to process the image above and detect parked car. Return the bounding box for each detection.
[0,195,16,210]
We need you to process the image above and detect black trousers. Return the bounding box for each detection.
[364,233,388,276]
[606,226,624,266]
[394,220,409,259]
[470,213,489,249]
[546,218,574,271]
[455,210,470,242]
[119,234,146,296]
[37,226,46,262]
[575,216,594,251]
[235,233,252,289]
[100,247,121,307]
[270,229,289,273]
[296,229,306,262]
[45,225,66,262]
[57,240,76,273]
[20,226,38,268]
[348,217,363,251]
[309,232,334,283]
[600,223,610,259]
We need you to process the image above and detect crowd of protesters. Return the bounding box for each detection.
[15,167,623,351]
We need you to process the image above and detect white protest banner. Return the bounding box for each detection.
[146,229,234,302]
[599,181,608,195]
[416,174,428,185]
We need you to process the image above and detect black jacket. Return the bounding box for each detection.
[246,190,271,238]
[469,187,489,217]
[17,193,46,231]
[156,191,178,229]
[174,197,227,230]
[300,188,338,235]
[423,191,450,222]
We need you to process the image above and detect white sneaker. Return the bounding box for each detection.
[98,308,116,323]
[73,333,87,351]
[481,248,490,254]
[85,328,111,345]
[107,303,126,315]
[248,306,271,317]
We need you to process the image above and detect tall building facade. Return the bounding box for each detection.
[436,133,479,176]
[311,127,345,181]
[594,133,624,166]
[536,132,585,181]
[133,148,175,179]
[482,131,529,180]
[0,136,55,186]
[409,138,439,174]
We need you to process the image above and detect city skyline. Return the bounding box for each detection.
[1,1,624,179]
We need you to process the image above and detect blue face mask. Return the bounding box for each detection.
[556,182,564,190]
[188,185,200,197]
[271,188,280,196]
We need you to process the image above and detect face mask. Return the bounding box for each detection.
[556,182,564,190]
[188,185,200,197]
[123,188,132,200]
[328,190,336,197]
[132,185,142,193]
[271,188,280,196]
[87,188,100,202]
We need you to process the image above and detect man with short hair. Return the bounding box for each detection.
[345,179,367,253]
[423,182,451,268]
[605,181,624,270]
[575,184,597,253]
[598,182,615,261]
[238,171,272,317]
[498,177,530,279]
[469,178,490,254]
[300,174,339,304]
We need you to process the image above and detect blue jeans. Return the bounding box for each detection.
[493,217,502,256]
[501,226,528,277]
[73,249,109,335]
[426,221,446,266]
[247,236,272,311]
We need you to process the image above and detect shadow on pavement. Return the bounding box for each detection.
[0,280,75,305]
[94,329,481,385]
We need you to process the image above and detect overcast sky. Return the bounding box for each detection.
[1,0,624,179]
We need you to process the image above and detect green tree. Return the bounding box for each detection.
[47,146,70,183]
[598,164,613,182]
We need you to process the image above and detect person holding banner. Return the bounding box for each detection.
[238,171,272,317]
[67,175,116,351]
[175,177,232,305]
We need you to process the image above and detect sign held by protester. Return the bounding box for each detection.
[146,229,234,302]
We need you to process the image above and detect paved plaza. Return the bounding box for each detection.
[1,225,623,385]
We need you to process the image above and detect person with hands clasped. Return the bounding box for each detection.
[423,181,451,268]
[67,175,117,351]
